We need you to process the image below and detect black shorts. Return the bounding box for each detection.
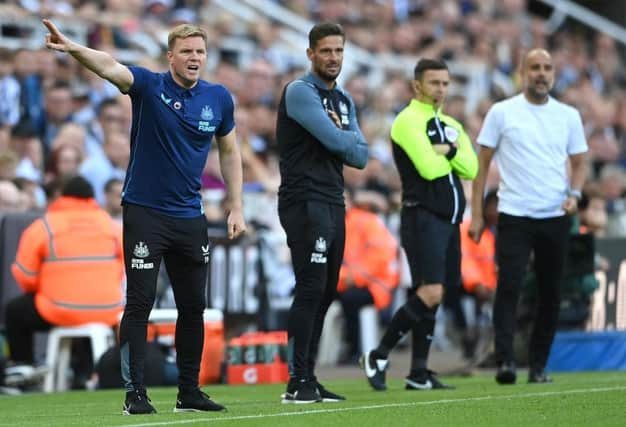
[400,206,460,288]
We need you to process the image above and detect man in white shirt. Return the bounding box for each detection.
[470,49,588,385]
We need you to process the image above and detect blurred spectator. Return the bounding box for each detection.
[85,98,126,153]
[0,49,20,149]
[80,130,128,205]
[336,189,399,364]
[103,177,124,222]
[44,144,83,185]
[7,176,124,386]
[0,180,26,212]
[0,150,18,180]
[12,177,45,211]
[43,176,66,205]
[9,120,43,183]
[70,81,97,126]
[599,165,626,237]
[578,189,608,237]
[38,82,74,150]
[13,49,44,133]
[457,190,498,361]
[461,191,498,302]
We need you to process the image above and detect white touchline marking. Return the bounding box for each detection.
[117,386,626,427]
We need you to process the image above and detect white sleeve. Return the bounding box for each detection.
[566,108,588,155]
[476,104,502,148]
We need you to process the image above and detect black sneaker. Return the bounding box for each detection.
[281,379,322,404]
[174,389,226,412]
[528,368,553,384]
[123,389,157,415]
[359,351,388,391]
[315,381,346,402]
[405,370,455,390]
[495,362,517,385]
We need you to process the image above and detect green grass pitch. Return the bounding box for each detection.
[0,371,624,426]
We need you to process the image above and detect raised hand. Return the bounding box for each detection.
[42,19,71,52]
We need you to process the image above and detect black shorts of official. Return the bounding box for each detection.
[122,203,210,311]
[400,205,460,289]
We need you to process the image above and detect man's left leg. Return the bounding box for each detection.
[528,215,570,383]
[307,204,346,401]
[406,225,460,391]
[166,215,224,412]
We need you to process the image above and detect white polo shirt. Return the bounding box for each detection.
[477,94,587,218]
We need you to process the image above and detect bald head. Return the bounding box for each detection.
[521,48,554,104]
[522,49,551,69]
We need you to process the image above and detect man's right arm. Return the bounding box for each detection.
[469,104,501,242]
[284,80,367,169]
[11,220,46,293]
[43,19,133,93]
[469,146,495,243]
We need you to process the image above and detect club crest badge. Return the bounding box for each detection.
[133,241,150,258]
[444,126,459,143]
[315,237,327,253]
[201,106,213,120]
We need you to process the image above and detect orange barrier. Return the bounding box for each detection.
[145,309,225,385]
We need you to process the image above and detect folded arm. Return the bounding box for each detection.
[285,80,368,169]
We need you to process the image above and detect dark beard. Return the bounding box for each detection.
[526,85,549,103]
[315,66,340,84]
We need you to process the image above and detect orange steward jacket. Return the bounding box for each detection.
[460,220,496,293]
[338,207,400,310]
[11,196,124,326]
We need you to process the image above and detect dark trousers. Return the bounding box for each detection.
[494,213,571,369]
[120,203,209,392]
[338,287,374,359]
[5,293,52,364]
[279,201,345,379]
[6,294,94,384]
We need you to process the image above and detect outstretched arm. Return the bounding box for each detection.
[43,19,133,93]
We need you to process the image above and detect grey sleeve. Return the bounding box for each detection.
[285,81,368,169]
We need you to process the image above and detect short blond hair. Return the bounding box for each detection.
[168,24,208,50]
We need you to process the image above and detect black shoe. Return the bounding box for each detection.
[528,368,553,384]
[405,370,455,390]
[123,389,157,415]
[315,381,346,402]
[360,351,388,391]
[281,379,322,404]
[174,389,226,412]
[495,362,517,385]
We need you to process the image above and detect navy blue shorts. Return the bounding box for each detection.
[400,206,460,288]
